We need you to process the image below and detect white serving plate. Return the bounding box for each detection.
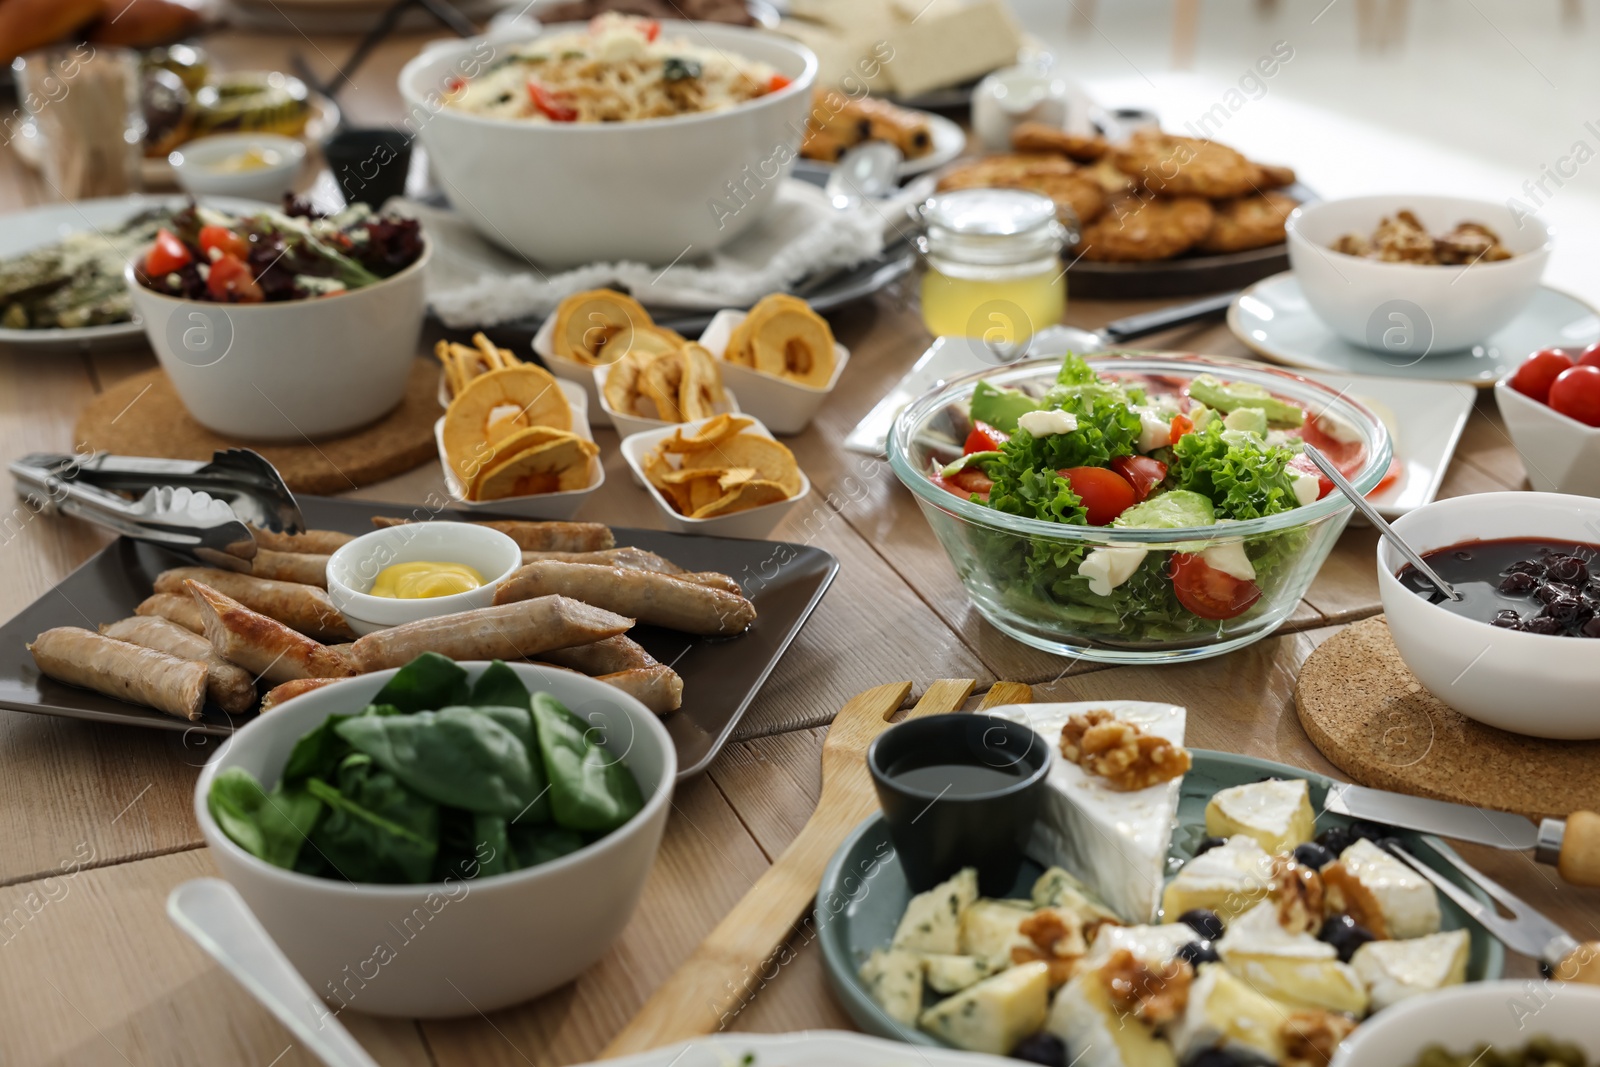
[791,110,967,179]
[433,378,604,519]
[593,362,742,440]
[619,413,811,538]
[1229,271,1600,386]
[698,307,850,435]
[0,193,270,354]
[575,1030,1015,1067]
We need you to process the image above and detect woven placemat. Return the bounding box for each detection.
[75,361,441,495]
[1295,615,1600,821]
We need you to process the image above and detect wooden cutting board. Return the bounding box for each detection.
[1295,615,1600,821]
[75,361,441,495]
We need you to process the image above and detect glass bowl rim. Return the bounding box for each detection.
[886,351,1394,543]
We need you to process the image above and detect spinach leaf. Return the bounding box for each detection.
[476,704,550,822]
[371,652,469,713]
[306,754,439,883]
[335,706,538,816]
[281,713,354,784]
[530,692,644,833]
[209,767,324,870]
[471,814,514,877]
[508,823,586,869]
[469,660,530,709]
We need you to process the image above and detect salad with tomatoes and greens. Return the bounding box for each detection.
[133,197,425,305]
[926,355,1395,639]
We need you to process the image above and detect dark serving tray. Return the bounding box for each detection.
[0,496,839,779]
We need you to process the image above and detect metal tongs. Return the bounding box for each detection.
[9,450,305,572]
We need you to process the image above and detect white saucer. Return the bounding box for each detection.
[1228,271,1600,386]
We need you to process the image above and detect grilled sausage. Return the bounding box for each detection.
[250,548,329,587]
[493,561,756,636]
[520,549,742,595]
[371,516,614,552]
[187,581,356,685]
[154,567,354,641]
[29,627,207,721]
[538,634,657,675]
[135,592,207,634]
[349,595,633,672]
[597,665,683,715]
[100,616,257,714]
[248,527,354,554]
[259,677,340,713]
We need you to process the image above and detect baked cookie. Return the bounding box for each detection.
[937,152,1077,189]
[1254,162,1297,190]
[937,153,1107,226]
[1197,190,1299,253]
[1010,121,1110,162]
[1076,195,1215,262]
[1112,132,1260,198]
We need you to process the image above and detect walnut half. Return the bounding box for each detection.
[1100,948,1193,1029]
[1270,854,1326,935]
[1059,710,1192,792]
[1282,1009,1358,1066]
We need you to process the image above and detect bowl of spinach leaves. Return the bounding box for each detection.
[193,653,676,1018]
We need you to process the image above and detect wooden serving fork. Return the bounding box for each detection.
[601,679,1034,1057]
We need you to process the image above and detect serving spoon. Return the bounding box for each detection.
[168,879,380,1067]
[1302,443,1462,602]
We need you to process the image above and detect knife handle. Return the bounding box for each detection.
[1558,811,1600,888]
[1555,942,1600,985]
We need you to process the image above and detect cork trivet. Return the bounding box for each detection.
[75,361,441,495]
[1295,615,1600,821]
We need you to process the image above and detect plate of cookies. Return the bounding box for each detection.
[936,121,1311,298]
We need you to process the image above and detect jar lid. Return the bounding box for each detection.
[920,188,1070,266]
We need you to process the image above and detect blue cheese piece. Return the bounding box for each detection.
[1078,546,1148,596]
[859,947,924,1025]
[1031,867,1121,925]
[986,701,1187,923]
[1170,963,1289,1065]
[891,867,978,954]
[1160,836,1275,922]
[1204,779,1315,854]
[1350,929,1469,1010]
[1333,839,1441,939]
[918,960,1050,1055]
[1046,969,1178,1067]
[958,898,1036,971]
[1217,901,1369,1015]
[1016,409,1080,437]
[923,954,998,995]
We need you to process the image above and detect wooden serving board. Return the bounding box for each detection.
[74,361,441,494]
[1295,616,1600,821]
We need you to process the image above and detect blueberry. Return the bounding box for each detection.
[1544,596,1593,629]
[1177,908,1226,940]
[1293,842,1335,869]
[1498,571,1538,595]
[1177,939,1220,967]
[1547,555,1590,585]
[1192,836,1228,857]
[1010,1032,1066,1066]
[1318,914,1376,963]
[1524,615,1564,635]
[1316,826,1357,856]
[1537,582,1577,605]
[1349,820,1391,843]
[1492,610,1523,629]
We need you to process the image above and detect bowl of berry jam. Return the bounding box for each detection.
[1377,491,1600,739]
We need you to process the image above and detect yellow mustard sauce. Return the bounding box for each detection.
[369,561,485,599]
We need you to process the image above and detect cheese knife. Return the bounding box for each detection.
[1322,781,1600,888]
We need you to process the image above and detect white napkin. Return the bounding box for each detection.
[395,179,924,328]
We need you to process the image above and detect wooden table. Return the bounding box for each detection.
[1,29,1594,1067]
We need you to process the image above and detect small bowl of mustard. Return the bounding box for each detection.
[170,132,306,203]
[324,521,522,635]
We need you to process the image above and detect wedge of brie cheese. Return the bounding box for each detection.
[859,947,924,1025]
[1335,839,1442,939]
[986,701,1187,923]
[1350,929,1469,1011]
[1170,963,1290,1065]
[892,867,978,954]
[919,960,1050,1055]
[1217,901,1369,1015]
[1077,923,1198,971]
[1204,778,1315,854]
[1160,836,1275,922]
[1046,969,1178,1067]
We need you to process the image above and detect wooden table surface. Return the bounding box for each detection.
[1,28,1595,1067]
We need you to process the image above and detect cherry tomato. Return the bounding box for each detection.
[1109,455,1167,502]
[205,253,264,303]
[528,82,577,121]
[641,18,661,41]
[198,224,249,262]
[1511,348,1574,404]
[963,421,1009,455]
[1170,553,1262,620]
[1169,413,1194,444]
[1577,341,1600,369]
[144,228,191,275]
[768,73,791,93]
[1549,365,1600,427]
[1058,466,1136,526]
[1288,453,1334,500]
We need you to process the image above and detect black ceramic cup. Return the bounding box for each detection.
[323,128,412,208]
[867,713,1051,896]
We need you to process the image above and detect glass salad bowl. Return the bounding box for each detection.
[887,354,1392,663]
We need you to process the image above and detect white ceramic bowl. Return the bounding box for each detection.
[397,22,817,267]
[325,522,522,635]
[619,413,811,538]
[697,308,850,435]
[433,379,605,519]
[194,662,676,1018]
[1494,374,1600,496]
[126,242,429,441]
[169,133,307,203]
[1330,981,1600,1067]
[1377,491,1600,738]
[594,362,741,439]
[1286,195,1551,354]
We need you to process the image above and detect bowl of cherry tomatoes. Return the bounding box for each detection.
[1496,343,1600,497]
